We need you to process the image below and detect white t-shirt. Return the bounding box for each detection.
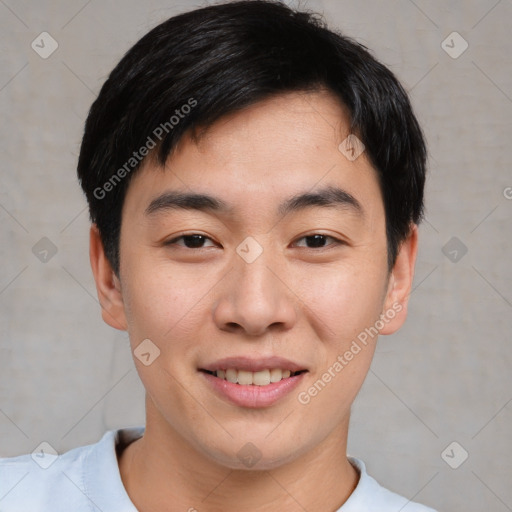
[0,427,437,511]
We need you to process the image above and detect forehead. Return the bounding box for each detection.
[123,90,383,220]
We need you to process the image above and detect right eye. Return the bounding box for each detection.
[165,234,217,249]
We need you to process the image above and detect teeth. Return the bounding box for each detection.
[214,368,298,386]
[270,368,283,382]
[226,368,238,384]
[237,370,253,385]
[253,369,270,386]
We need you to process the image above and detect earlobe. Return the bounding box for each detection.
[89,225,128,331]
[379,225,419,335]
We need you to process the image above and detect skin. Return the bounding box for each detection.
[90,90,418,512]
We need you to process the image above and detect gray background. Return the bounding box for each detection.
[0,1,511,511]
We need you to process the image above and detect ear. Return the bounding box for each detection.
[379,224,418,335]
[89,224,127,331]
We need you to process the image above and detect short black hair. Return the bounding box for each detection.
[77,0,427,275]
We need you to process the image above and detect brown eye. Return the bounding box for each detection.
[294,234,340,248]
[166,234,216,248]
[306,235,328,248]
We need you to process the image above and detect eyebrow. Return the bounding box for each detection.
[278,185,363,217]
[145,185,363,218]
[145,191,229,215]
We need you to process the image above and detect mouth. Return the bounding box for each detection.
[199,357,308,408]
[200,368,307,386]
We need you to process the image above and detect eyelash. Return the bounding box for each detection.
[165,233,344,249]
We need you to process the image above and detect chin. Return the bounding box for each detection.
[200,436,311,471]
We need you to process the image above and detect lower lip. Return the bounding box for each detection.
[200,371,306,408]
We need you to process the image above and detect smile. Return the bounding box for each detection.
[202,368,305,386]
[199,358,308,408]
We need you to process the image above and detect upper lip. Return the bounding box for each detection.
[200,356,307,373]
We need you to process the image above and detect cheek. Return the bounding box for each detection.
[120,258,214,414]
[121,257,214,351]
[297,261,388,346]
[293,266,386,422]
[292,260,388,406]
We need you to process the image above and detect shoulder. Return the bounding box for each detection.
[339,457,438,512]
[0,437,96,511]
[0,428,143,512]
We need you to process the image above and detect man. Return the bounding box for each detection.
[0,1,437,510]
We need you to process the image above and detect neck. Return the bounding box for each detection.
[119,399,358,512]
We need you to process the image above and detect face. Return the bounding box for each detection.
[92,90,416,470]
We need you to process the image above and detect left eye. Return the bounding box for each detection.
[293,234,341,248]
[166,234,217,249]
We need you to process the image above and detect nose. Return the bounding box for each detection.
[213,251,297,336]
